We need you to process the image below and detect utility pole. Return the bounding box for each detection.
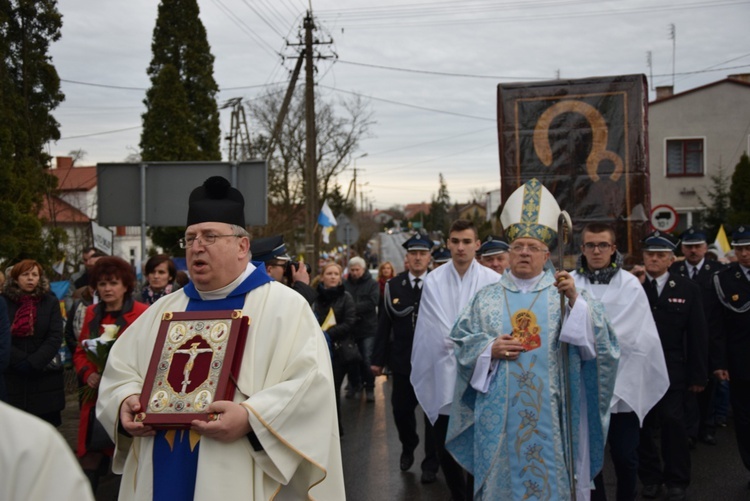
[279,10,333,265]
[304,12,318,265]
[266,55,303,160]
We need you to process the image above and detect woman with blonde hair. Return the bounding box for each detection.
[312,262,356,434]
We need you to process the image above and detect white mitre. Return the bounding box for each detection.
[500,178,570,245]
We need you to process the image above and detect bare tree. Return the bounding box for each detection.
[68,148,87,166]
[247,89,373,240]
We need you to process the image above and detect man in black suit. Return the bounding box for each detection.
[712,225,750,491]
[633,231,708,501]
[371,232,439,484]
[669,227,724,447]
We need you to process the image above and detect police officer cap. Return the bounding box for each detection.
[479,235,510,257]
[251,235,291,263]
[432,246,451,263]
[186,176,245,227]
[642,230,678,252]
[402,232,433,252]
[680,227,707,245]
[731,225,750,247]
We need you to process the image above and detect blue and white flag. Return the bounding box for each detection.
[318,200,337,243]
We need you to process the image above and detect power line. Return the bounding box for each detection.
[318,0,748,29]
[59,126,142,141]
[374,141,497,175]
[210,0,281,59]
[337,59,750,81]
[319,85,494,122]
[256,0,294,33]
[336,59,542,80]
[240,0,287,38]
[368,127,496,157]
[60,78,286,92]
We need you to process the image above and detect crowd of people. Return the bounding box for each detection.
[1,174,749,501]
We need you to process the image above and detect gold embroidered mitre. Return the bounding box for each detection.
[500,178,562,246]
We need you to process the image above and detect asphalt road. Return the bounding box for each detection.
[58,372,749,501]
[378,231,410,274]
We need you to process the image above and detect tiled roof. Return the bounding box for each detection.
[38,195,90,224]
[50,157,97,191]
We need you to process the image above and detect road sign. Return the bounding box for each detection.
[335,215,360,245]
[650,204,678,232]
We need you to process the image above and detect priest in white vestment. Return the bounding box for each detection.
[97,177,345,501]
[446,179,619,501]
[411,219,500,500]
[0,401,95,501]
[572,222,668,501]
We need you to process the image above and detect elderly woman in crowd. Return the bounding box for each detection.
[73,256,148,492]
[140,254,177,305]
[344,256,380,402]
[1,260,65,426]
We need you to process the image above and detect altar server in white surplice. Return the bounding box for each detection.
[572,222,668,501]
[411,218,501,500]
[0,401,94,501]
[97,177,344,501]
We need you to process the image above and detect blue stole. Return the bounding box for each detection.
[152,265,273,501]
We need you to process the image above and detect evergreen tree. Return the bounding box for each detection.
[729,152,750,227]
[141,0,221,253]
[140,64,196,160]
[327,183,355,218]
[696,161,731,235]
[0,1,65,264]
[427,173,451,236]
[141,0,220,161]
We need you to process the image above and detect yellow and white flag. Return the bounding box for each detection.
[714,224,731,259]
[321,307,337,331]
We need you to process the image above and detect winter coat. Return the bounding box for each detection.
[2,277,65,420]
[73,298,148,456]
[312,284,356,344]
[344,272,379,340]
[0,297,10,401]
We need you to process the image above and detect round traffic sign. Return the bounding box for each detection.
[650,204,679,233]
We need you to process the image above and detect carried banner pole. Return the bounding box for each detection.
[557,210,577,499]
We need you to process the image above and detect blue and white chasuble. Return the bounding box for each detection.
[153,264,273,501]
[446,269,618,500]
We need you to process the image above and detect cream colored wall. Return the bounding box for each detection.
[648,81,750,229]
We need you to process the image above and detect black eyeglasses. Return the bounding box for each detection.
[582,242,613,251]
[178,234,241,249]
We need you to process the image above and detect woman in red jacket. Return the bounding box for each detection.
[73,256,148,493]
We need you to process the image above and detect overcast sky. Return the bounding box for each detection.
[50,0,750,209]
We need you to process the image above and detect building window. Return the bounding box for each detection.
[666,138,704,177]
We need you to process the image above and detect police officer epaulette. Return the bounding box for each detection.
[713,265,750,313]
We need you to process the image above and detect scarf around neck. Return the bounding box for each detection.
[11,294,41,337]
[141,283,173,305]
[576,250,624,285]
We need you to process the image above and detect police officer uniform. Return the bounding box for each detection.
[638,231,708,500]
[669,227,724,446]
[430,246,451,268]
[713,225,750,489]
[372,233,439,483]
[478,235,509,256]
[251,235,316,305]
